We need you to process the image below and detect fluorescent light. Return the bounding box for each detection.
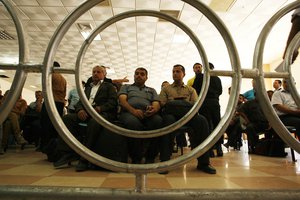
[30,85,37,89]
[173,34,189,43]
[80,31,101,41]
[0,69,6,73]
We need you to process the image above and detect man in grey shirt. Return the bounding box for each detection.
[118,67,162,164]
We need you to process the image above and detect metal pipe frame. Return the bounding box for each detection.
[1,186,300,200]
[0,0,299,197]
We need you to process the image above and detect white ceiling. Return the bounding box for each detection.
[0,0,297,92]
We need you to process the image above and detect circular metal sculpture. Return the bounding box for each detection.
[42,0,241,176]
[1,0,299,193]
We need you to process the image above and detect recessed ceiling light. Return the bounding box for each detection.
[77,23,101,41]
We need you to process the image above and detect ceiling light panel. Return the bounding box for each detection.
[136,0,160,9]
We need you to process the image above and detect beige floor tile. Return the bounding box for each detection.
[0,175,44,185]
[32,176,105,187]
[167,177,241,189]
[0,164,58,176]
[228,177,300,189]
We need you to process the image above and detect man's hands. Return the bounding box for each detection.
[77,106,101,121]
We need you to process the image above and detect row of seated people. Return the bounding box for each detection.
[46,65,216,175]
[225,79,300,157]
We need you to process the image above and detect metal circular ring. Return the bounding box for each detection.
[75,10,209,139]
[253,1,300,153]
[43,0,240,173]
[0,0,28,124]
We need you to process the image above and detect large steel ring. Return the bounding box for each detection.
[42,0,241,173]
[75,10,209,138]
[0,0,28,124]
[253,1,300,153]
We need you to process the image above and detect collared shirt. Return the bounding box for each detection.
[118,83,159,111]
[89,80,102,104]
[159,82,198,105]
[271,89,298,116]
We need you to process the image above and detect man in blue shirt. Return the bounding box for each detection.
[118,67,162,164]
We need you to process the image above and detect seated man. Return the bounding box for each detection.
[159,64,216,174]
[2,92,28,151]
[118,67,162,164]
[237,94,269,153]
[271,79,300,138]
[224,94,245,150]
[53,65,118,172]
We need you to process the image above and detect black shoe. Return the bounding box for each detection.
[223,143,229,149]
[197,164,217,174]
[76,160,89,172]
[158,170,169,175]
[53,154,78,168]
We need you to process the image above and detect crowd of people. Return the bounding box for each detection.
[0,61,299,175]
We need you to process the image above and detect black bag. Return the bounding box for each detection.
[163,100,194,118]
[254,138,286,157]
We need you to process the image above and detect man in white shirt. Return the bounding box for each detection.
[271,79,300,138]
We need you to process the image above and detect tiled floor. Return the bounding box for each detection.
[0,143,300,190]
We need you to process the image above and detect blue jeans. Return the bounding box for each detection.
[119,112,162,163]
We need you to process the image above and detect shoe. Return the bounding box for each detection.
[158,170,169,175]
[223,143,229,149]
[76,160,89,172]
[16,134,28,146]
[0,147,4,155]
[197,164,217,174]
[53,153,78,168]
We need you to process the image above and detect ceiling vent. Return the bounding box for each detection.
[0,30,14,40]
[159,10,180,22]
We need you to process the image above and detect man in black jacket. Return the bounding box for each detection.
[53,65,118,171]
[192,62,223,157]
